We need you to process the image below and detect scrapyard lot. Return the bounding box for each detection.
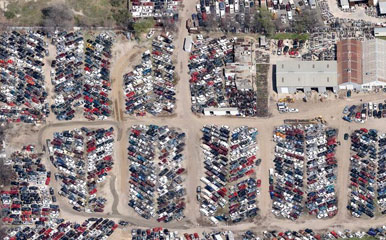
[1,25,386,239]
[128,125,186,222]
[51,31,114,121]
[271,123,338,220]
[188,36,259,117]
[1,146,59,225]
[124,33,176,116]
[0,31,49,124]
[347,128,386,217]
[198,125,260,224]
[47,127,115,213]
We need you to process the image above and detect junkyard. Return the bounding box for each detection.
[1,0,386,238]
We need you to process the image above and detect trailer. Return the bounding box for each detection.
[184,36,193,53]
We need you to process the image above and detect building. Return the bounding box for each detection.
[374,27,386,36]
[337,39,363,90]
[380,0,386,14]
[223,39,254,90]
[309,0,317,9]
[340,0,350,9]
[276,61,338,94]
[203,107,239,116]
[362,38,386,89]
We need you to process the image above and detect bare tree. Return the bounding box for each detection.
[0,159,16,187]
[161,16,178,33]
[41,4,74,29]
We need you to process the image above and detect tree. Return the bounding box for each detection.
[292,9,321,33]
[160,16,178,33]
[4,11,15,20]
[110,0,124,7]
[112,9,132,29]
[41,4,74,29]
[0,159,16,187]
[133,18,155,35]
[253,8,275,37]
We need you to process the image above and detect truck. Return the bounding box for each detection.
[183,36,193,53]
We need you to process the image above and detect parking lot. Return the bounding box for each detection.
[48,127,115,213]
[342,101,386,123]
[0,31,49,124]
[124,33,176,116]
[128,125,186,222]
[198,125,260,224]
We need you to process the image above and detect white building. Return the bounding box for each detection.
[203,107,239,116]
[362,38,386,89]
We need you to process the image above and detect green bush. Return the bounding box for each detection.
[4,11,15,19]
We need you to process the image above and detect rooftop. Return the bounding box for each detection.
[276,61,338,87]
[337,39,363,85]
[362,38,386,84]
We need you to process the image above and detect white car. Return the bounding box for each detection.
[287,11,293,20]
[146,30,155,39]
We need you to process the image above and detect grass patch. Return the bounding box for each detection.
[255,64,270,117]
[6,0,50,26]
[376,36,386,41]
[3,0,128,27]
[273,32,309,41]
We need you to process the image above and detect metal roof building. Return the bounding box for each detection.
[374,27,386,36]
[276,61,338,94]
[340,0,350,9]
[337,39,363,90]
[362,38,386,89]
[379,0,386,14]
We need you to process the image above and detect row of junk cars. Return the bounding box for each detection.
[130,226,386,240]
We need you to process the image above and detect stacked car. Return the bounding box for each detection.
[124,33,176,116]
[48,127,115,213]
[0,31,49,123]
[1,145,59,225]
[5,217,118,240]
[50,31,84,120]
[198,125,260,224]
[128,125,186,222]
[347,128,378,218]
[305,125,338,218]
[83,33,114,120]
[271,125,305,220]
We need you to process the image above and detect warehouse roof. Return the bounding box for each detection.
[380,0,386,14]
[337,39,363,85]
[340,0,349,8]
[276,61,338,87]
[362,38,386,84]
